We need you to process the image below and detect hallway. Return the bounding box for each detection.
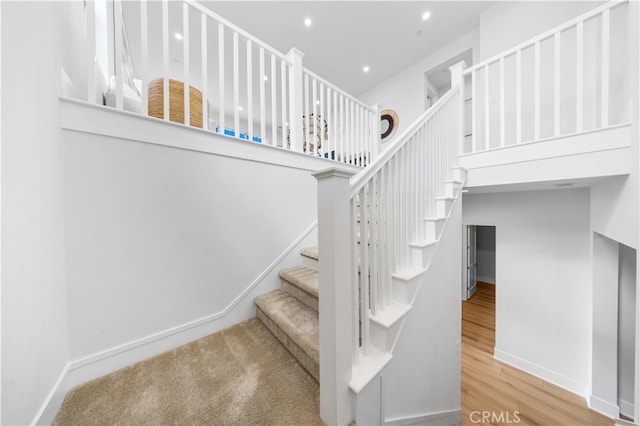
[461,282,613,425]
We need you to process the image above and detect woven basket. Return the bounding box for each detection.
[148,78,203,128]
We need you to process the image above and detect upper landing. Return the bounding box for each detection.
[459,123,633,191]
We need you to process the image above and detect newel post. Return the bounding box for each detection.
[287,48,305,152]
[312,167,356,426]
[449,60,467,159]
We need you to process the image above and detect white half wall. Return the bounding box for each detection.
[63,123,326,382]
[462,189,592,396]
[590,0,639,251]
[1,3,69,425]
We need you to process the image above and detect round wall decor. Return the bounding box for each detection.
[380,109,399,143]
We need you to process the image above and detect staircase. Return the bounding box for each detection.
[252,83,465,425]
[255,249,320,381]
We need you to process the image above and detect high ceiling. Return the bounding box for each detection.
[202,1,495,96]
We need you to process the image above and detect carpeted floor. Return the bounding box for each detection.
[54,318,323,426]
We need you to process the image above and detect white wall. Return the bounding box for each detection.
[477,226,495,284]
[358,31,477,140]
[63,126,319,378]
[478,1,605,61]
[463,189,592,396]
[60,1,88,99]
[1,3,69,424]
[383,195,462,423]
[590,0,639,251]
[591,233,620,417]
[618,243,636,418]
[471,1,627,152]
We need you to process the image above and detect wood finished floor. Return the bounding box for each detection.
[461,282,614,426]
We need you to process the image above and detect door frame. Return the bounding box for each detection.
[462,224,478,301]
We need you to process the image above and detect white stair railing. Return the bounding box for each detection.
[82,0,379,163]
[349,87,461,357]
[303,68,380,166]
[462,0,628,154]
[314,62,465,425]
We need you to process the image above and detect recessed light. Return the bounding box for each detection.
[238,106,243,111]
[363,65,370,73]
[263,75,268,81]
[304,18,312,27]
[422,11,431,21]
[174,32,183,41]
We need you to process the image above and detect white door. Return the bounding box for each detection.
[463,225,478,299]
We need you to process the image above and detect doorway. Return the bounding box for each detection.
[591,233,637,421]
[424,48,473,111]
[463,225,496,300]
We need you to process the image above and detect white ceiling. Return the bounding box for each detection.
[201,1,495,96]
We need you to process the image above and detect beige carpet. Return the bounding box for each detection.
[54,318,323,426]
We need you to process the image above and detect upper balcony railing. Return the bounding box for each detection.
[82,0,379,167]
[461,0,629,155]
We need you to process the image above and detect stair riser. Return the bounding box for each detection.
[452,168,466,182]
[301,255,318,270]
[445,182,461,198]
[425,220,445,241]
[436,199,454,217]
[256,307,319,381]
[411,244,437,268]
[392,277,418,305]
[281,278,318,311]
[370,318,404,353]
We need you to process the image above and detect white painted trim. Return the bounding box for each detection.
[589,394,620,418]
[619,399,635,419]
[0,2,3,423]
[477,275,495,284]
[385,409,462,425]
[615,419,638,426]
[60,97,361,175]
[459,123,630,158]
[31,364,69,426]
[459,124,631,167]
[64,220,317,385]
[494,348,588,398]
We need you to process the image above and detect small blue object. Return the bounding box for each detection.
[214,127,261,143]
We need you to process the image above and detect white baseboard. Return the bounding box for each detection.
[589,394,620,419]
[33,222,317,424]
[32,364,69,425]
[493,348,587,398]
[618,398,635,420]
[615,419,638,426]
[477,275,495,284]
[385,409,462,425]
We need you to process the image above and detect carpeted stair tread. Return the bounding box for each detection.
[279,265,318,298]
[255,289,319,380]
[300,246,318,261]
